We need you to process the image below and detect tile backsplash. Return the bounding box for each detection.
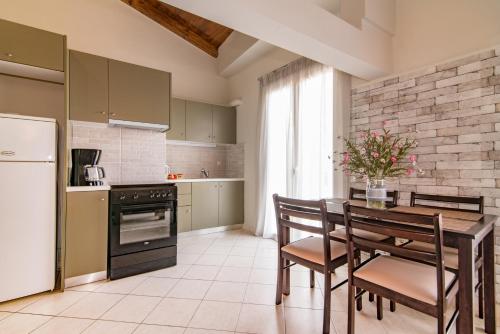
[70,121,244,184]
[166,143,244,178]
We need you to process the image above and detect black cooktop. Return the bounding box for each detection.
[109,182,174,189]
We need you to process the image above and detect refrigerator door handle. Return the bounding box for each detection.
[1,150,15,156]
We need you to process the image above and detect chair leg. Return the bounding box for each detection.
[347,280,355,334]
[478,241,484,319]
[355,255,362,311]
[284,258,290,295]
[276,255,284,305]
[369,250,375,302]
[310,270,315,288]
[376,295,383,320]
[390,300,396,312]
[437,313,445,334]
[323,270,331,334]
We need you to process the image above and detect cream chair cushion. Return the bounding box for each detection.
[281,237,347,265]
[403,241,459,270]
[329,227,389,242]
[354,255,456,305]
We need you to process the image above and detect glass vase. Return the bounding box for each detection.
[366,178,387,209]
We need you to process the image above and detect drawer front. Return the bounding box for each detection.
[178,206,192,233]
[177,183,191,195]
[178,194,192,207]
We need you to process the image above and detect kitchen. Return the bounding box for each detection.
[0,3,244,306]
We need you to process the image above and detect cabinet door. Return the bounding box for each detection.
[109,59,171,125]
[69,50,108,123]
[0,19,64,71]
[212,105,236,144]
[218,181,244,226]
[191,182,219,230]
[65,191,108,278]
[166,98,186,140]
[186,101,213,142]
[178,206,192,233]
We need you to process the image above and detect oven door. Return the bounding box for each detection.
[110,202,177,256]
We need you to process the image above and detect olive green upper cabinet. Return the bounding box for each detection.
[109,59,171,125]
[0,19,64,71]
[218,181,244,226]
[212,105,236,144]
[186,101,213,142]
[69,50,108,123]
[166,98,186,140]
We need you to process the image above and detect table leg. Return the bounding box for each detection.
[483,229,496,333]
[457,237,474,334]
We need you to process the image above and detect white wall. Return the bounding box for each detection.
[228,47,300,233]
[392,0,500,74]
[0,0,229,105]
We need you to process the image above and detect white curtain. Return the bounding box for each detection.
[255,58,334,239]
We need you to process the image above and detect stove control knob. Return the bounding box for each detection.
[119,194,126,200]
[133,193,139,200]
[155,192,161,198]
[161,192,167,198]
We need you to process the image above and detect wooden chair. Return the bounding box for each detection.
[349,187,399,207]
[273,194,360,334]
[343,203,459,334]
[408,192,485,319]
[330,187,399,311]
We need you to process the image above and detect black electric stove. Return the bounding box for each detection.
[108,183,177,280]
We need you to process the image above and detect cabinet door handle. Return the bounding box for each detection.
[1,150,15,156]
[5,53,13,58]
[100,198,105,201]
[98,111,106,115]
[110,113,117,117]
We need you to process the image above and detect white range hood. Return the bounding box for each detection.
[108,118,169,132]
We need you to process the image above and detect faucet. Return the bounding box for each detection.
[200,168,209,178]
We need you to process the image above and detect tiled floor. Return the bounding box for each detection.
[0,229,497,334]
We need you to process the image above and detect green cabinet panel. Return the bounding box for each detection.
[69,50,108,123]
[0,19,64,71]
[212,105,236,144]
[218,181,244,225]
[166,98,186,140]
[186,101,213,142]
[178,206,192,233]
[191,182,219,230]
[65,191,108,278]
[109,59,171,125]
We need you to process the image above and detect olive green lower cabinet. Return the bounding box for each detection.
[177,183,192,233]
[190,181,244,232]
[65,191,108,286]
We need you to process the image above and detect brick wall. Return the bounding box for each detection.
[350,47,500,301]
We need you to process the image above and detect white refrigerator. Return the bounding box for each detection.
[0,113,57,303]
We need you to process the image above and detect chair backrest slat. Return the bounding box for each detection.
[410,192,484,214]
[280,207,322,221]
[279,218,324,235]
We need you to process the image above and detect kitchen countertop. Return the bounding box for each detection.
[165,178,244,183]
[66,178,244,192]
[67,185,111,192]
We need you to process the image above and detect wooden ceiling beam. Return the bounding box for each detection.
[122,0,232,57]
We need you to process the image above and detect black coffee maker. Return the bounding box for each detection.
[71,149,105,186]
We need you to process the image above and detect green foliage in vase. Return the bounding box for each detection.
[341,129,417,179]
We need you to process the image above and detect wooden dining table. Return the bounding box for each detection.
[325,198,497,334]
